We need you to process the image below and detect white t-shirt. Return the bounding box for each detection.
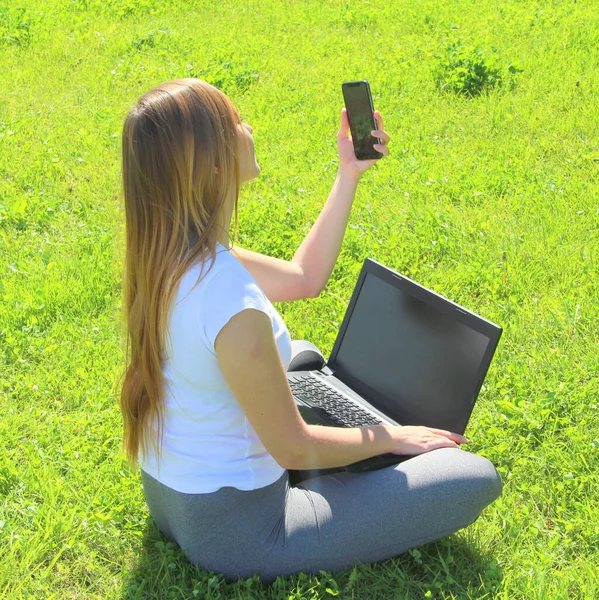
[139,243,291,493]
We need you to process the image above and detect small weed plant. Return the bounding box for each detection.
[434,41,504,96]
[0,7,32,47]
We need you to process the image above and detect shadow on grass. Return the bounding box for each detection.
[122,517,503,599]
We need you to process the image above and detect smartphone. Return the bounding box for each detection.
[342,80,382,160]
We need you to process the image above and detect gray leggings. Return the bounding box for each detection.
[141,447,502,583]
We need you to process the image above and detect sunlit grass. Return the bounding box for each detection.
[1,0,598,598]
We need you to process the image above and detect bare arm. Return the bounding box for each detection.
[214,309,465,470]
[231,172,360,303]
[231,109,391,303]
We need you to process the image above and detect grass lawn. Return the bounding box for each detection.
[1,0,598,598]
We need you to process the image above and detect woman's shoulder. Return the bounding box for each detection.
[173,244,272,350]
[178,243,260,303]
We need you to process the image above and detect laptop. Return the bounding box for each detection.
[287,258,502,476]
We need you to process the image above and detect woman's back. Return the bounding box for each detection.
[139,243,291,493]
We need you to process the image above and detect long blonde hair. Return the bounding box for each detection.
[120,78,242,466]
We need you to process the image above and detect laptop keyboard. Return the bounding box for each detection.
[289,374,384,427]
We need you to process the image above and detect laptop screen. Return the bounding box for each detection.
[329,265,500,433]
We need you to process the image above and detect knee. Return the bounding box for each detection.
[464,452,503,511]
[432,448,502,518]
[487,462,503,504]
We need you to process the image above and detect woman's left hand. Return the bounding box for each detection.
[336,108,390,181]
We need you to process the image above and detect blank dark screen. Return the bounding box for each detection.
[344,84,378,158]
[333,274,490,432]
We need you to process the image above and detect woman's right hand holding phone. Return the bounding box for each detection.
[337,107,390,182]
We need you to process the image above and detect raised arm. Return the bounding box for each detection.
[232,109,390,303]
[230,171,360,303]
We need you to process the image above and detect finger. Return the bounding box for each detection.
[373,144,389,157]
[373,110,384,131]
[429,439,460,450]
[371,129,390,144]
[371,130,390,144]
[338,107,350,137]
[429,428,469,444]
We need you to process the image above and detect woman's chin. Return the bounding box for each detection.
[240,164,260,185]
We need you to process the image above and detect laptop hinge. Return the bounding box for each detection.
[316,365,335,377]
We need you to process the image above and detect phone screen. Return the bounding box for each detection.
[342,81,382,160]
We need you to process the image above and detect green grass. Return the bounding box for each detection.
[1,0,598,598]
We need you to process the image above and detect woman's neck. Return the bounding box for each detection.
[216,187,236,248]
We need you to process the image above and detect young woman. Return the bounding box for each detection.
[120,78,502,583]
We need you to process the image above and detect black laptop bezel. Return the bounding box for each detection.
[326,258,503,435]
